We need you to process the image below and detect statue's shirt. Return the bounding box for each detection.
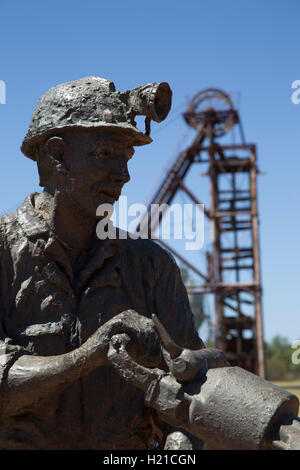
[0,193,202,450]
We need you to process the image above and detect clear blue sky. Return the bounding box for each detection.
[0,0,299,343]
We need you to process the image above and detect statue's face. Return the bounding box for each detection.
[58,129,134,218]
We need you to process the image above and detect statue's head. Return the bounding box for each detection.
[21,76,172,217]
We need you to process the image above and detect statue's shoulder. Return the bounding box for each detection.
[0,210,19,250]
[0,194,42,250]
[116,229,176,265]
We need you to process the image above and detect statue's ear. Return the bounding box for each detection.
[45,136,68,173]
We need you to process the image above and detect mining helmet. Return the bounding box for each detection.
[21,76,172,161]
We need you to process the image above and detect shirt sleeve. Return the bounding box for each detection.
[153,247,205,350]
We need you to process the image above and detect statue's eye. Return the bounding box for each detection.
[98,149,111,159]
[94,149,110,160]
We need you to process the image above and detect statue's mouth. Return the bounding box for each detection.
[97,186,121,201]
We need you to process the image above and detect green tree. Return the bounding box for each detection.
[266,357,287,381]
[265,335,300,380]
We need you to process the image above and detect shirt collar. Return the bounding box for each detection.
[16,193,125,281]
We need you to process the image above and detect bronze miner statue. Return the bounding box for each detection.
[1,76,299,451]
[0,76,228,450]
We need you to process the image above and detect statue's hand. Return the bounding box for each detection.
[106,310,162,367]
[152,314,229,382]
[84,310,162,368]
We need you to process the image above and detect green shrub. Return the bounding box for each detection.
[266,357,287,381]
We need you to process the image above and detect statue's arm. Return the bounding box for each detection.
[0,328,107,418]
[153,249,204,350]
[0,310,157,419]
[152,250,205,449]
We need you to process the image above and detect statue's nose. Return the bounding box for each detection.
[112,165,130,184]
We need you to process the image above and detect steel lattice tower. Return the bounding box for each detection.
[138,89,265,376]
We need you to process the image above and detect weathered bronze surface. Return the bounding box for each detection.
[0,76,210,450]
[108,314,300,450]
